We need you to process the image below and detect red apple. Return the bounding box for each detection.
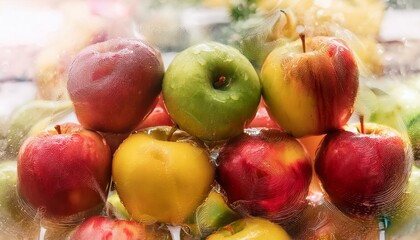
[216,128,313,224]
[70,216,172,240]
[245,98,281,130]
[17,123,112,219]
[261,35,359,137]
[135,94,174,130]
[67,38,164,133]
[314,122,413,219]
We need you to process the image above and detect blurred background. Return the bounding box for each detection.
[0,0,420,239]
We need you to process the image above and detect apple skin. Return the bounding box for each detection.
[261,36,359,137]
[162,42,261,141]
[216,128,312,224]
[206,217,291,240]
[67,38,164,133]
[17,123,112,219]
[314,122,413,219]
[112,126,215,225]
[70,216,172,240]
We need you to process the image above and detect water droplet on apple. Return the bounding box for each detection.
[230,94,239,101]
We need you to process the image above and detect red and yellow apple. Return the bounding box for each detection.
[17,123,112,219]
[67,38,164,133]
[315,122,413,219]
[216,128,312,224]
[70,216,172,240]
[261,36,359,137]
[112,126,215,225]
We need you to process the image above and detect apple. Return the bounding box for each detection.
[314,122,413,220]
[135,93,174,130]
[408,114,419,166]
[206,217,291,240]
[162,42,261,141]
[260,35,359,137]
[245,98,281,130]
[0,160,39,239]
[67,38,164,133]
[17,123,112,219]
[5,100,73,157]
[183,189,240,239]
[70,216,172,240]
[107,190,131,220]
[290,192,378,239]
[365,79,420,166]
[216,128,312,224]
[386,166,420,238]
[112,126,215,225]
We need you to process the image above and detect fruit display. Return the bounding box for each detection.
[1,0,420,239]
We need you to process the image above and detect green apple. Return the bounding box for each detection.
[162,42,261,141]
[386,166,420,237]
[0,160,39,239]
[112,126,215,225]
[206,217,291,240]
[107,190,131,220]
[408,114,419,165]
[5,99,73,157]
[183,189,240,239]
[387,83,420,124]
[367,78,420,163]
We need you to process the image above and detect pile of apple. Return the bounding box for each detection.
[11,33,416,240]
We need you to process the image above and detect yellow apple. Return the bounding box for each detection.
[112,127,215,225]
[207,217,291,240]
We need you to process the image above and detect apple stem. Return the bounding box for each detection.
[213,76,227,89]
[359,115,365,134]
[54,125,61,134]
[299,33,306,53]
[167,124,178,141]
